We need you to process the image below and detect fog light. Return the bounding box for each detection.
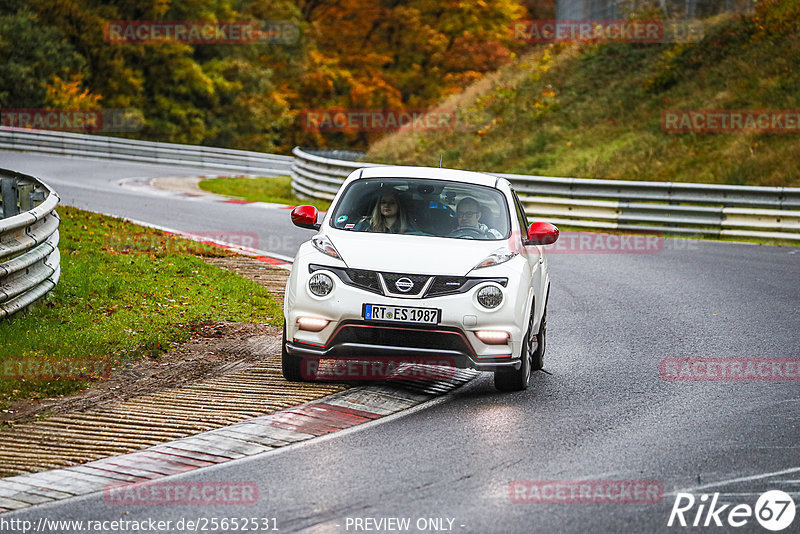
[475,330,509,345]
[309,273,333,296]
[476,285,503,308]
[297,317,329,332]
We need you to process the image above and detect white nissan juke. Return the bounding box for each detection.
[282,165,559,392]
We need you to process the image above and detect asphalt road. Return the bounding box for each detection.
[2,150,799,533]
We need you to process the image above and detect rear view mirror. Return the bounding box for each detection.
[525,222,559,245]
[291,205,320,230]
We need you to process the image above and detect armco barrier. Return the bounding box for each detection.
[2,131,797,242]
[291,147,800,241]
[0,127,292,175]
[0,169,60,319]
[291,147,379,200]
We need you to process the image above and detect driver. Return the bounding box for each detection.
[456,197,503,238]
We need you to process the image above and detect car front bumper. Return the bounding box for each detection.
[285,262,532,372]
[285,321,526,371]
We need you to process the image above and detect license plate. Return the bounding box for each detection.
[363,304,440,325]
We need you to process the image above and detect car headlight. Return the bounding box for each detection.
[474,247,516,269]
[476,285,503,308]
[309,273,334,296]
[312,235,341,259]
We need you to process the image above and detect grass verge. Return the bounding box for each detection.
[0,206,282,411]
[198,175,332,211]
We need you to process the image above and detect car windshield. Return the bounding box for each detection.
[329,178,510,240]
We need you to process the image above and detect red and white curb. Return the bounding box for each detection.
[0,376,477,513]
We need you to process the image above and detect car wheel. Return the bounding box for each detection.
[493,308,534,392]
[281,322,310,381]
[531,309,546,371]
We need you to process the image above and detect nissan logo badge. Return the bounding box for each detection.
[395,277,414,292]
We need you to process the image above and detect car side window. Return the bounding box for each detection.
[512,191,529,236]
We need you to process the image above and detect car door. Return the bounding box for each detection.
[511,189,547,325]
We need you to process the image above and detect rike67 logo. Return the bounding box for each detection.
[668,490,795,531]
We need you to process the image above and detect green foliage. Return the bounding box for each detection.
[0,6,87,107]
[3,0,303,150]
[754,0,800,36]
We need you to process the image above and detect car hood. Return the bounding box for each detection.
[325,230,505,275]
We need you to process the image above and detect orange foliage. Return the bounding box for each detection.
[44,74,102,109]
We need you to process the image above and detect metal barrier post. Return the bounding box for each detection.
[1,177,20,218]
[29,189,46,208]
[18,183,34,212]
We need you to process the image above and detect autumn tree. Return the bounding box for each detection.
[3,0,532,151]
[293,0,526,147]
[0,1,88,108]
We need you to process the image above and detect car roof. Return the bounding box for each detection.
[355,165,501,188]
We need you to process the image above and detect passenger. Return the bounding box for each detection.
[456,197,503,238]
[355,192,411,233]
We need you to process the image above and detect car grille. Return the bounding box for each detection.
[380,272,431,295]
[346,268,382,293]
[426,276,469,297]
[310,264,507,298]
[328,322,475,357]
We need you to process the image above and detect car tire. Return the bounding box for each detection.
[493,308,534,392]
[281,323,309,382]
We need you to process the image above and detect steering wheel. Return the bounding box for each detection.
[447,226,487,239]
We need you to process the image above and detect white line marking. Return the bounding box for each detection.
[669,466,800,495]
[712,492,800,496]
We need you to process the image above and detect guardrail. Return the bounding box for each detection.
[0,169,60,319]
[291,147,379,199]
[291,147,800,241]
[0,127,292,175]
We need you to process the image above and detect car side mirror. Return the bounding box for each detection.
[524,222,559,246]
[291,205,320,230]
